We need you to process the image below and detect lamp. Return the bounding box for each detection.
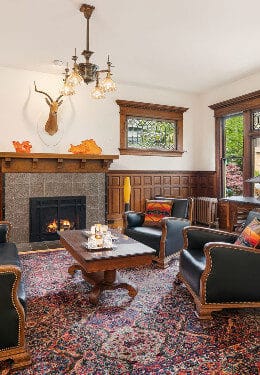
[62,3,116,99]
[60,63,75,96]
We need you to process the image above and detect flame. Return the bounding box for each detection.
[47,219,58,233]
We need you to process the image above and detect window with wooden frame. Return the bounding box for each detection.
[210,90,260,198]
[116,100,188,156]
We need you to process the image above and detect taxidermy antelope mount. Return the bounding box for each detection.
[34,82,63,136]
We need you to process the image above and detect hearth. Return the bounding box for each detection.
[29,196,86,242]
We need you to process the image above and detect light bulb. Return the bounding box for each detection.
[60,81,75,96]
[67,66,84,86]
[91,85,105,99]
[101,72,116,92]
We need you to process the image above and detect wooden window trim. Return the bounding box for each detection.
[116,100,188,157]
[210,90,260,198]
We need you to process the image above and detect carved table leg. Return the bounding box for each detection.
[68,263,83,276]
[68,263,138,304]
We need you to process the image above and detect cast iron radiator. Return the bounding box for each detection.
[193,197,218,227]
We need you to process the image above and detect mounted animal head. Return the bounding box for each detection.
[34,82,63,136]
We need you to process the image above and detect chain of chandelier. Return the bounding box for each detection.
[60,4,116,99]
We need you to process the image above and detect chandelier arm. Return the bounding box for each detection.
[86,17,90,52]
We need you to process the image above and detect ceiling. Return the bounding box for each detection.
[1,0,260,94]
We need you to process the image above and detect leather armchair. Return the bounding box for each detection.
[177,210,260,319]
[124,198,193,268]
[0,221,31,369]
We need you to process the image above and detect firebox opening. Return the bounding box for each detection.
[30,196,86,242]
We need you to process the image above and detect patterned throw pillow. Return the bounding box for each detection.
[234,217,260,248]
[144,200,173,226]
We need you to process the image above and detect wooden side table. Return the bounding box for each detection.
[218,196,260,231]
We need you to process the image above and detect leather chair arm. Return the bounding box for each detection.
[0,265,26,349]
[161,217,191,256]
[0,221,11,243]
[201,243,260,303]
[123,211,145,228]
[182,226,238,252]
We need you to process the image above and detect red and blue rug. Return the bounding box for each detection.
[1,250,259,374]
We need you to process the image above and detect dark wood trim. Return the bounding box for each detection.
[0,152,119,173]
[209,89,260,117]
[119,148,185,156]
[210,89,260,197]
[117,99,188,157]
[116,100,188,113]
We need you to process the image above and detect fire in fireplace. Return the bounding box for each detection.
[29,196,86,242]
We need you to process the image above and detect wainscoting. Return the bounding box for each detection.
[107,170,217,224]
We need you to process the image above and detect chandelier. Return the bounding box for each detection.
[61,3,116,99]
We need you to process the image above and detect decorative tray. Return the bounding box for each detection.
[82,242,113,251]
[82,230,119,241]
[82,230,92,238]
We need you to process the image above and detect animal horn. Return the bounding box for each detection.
[34,81,53,102]
[55,94,63,103]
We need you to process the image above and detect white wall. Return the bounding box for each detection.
[0,66,201,171]
[199,71,260,171]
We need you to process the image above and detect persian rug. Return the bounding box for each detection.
[1,250,259,375]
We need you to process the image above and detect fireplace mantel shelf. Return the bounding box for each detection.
[0,152,119,173]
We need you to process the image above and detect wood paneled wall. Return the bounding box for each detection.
[107,170,217,221]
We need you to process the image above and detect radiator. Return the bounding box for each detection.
[193,197,218,227]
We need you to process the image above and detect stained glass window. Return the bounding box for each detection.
[252,111,260,130]
[126,116,177,151]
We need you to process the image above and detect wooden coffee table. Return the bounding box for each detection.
[59,230,155,304]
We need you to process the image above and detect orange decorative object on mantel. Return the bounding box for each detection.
[68,139,102,155]
[12,141,32,153]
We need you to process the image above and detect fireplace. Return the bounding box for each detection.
[29,196,86,242]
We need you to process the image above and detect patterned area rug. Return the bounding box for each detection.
[1,250,259,374]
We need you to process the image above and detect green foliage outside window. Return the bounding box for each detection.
[127,116,177,151]
[225,115,243,168]
[224,115,244,196]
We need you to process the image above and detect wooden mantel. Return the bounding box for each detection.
[0,152,119,173]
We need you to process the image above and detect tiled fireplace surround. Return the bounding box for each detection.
[4,172,106,243]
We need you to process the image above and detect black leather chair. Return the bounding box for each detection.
[0,221,31,369]
[124,198,193,268]
[176,210,260,319]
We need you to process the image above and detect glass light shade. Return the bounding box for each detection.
[67,67,84,86]
[91,85,105,99]
[60,81,75,96]
[101,72,116,92]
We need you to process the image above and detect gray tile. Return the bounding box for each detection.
[5,173,30,185]
[10,226,29,243]
[44,182,73,196]
[29,184,44,197]
[72,182,88,195]
[6,212,29,228]
[29,174,45,185]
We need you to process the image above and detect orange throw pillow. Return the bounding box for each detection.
[234,217,260,248]
[144,200,173,226]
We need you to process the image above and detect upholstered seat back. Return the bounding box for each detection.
[171,199,189,219]
[154,197,189,219]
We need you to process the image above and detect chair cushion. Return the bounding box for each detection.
[234,217,260,248]
[144,200,173,226]
[125,226,162,255]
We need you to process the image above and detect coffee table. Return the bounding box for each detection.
[59,230,156,304]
